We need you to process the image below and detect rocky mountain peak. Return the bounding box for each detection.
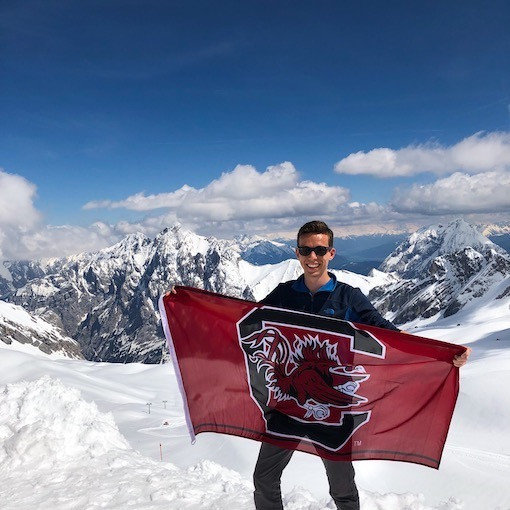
[379,219,500,279]
[96,232,152,267]
[5,226,260,362]
[154,223,211,256]
[371,219,510,325]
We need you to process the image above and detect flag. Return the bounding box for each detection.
[159,286,465,468]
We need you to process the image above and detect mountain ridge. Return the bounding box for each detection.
[2,219,509,362]
[370,219,510,325]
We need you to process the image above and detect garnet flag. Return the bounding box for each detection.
[159,286,466,468]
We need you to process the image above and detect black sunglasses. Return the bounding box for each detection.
[297,245,332,256]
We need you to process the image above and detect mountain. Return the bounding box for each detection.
[479,222,510,236]
[234,234,295,265]
[238,258,392,303]
[326,234,407,275]
[6,225,260,363]
[4,218,507,362]
[0,299,82,358]
[3,225,393,364]
[334,234,407,259]
[488,234,510,253]
[370,219,510,325]
[477,222,510,253]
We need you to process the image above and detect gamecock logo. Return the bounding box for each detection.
[237,306,386,452]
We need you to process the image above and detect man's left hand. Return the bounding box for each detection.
[453,347,471,368]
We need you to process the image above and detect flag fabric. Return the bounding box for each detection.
[159,286,465,469]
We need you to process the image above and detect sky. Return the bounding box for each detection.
[1,0,510,260]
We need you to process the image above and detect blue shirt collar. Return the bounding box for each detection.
[292,272,337,294]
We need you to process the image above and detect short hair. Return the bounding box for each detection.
[297,221,334,247]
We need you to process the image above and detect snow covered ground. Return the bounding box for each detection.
[1,299,510,509]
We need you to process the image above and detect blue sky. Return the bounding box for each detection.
[1,0,510,259]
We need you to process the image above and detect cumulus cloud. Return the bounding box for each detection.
[0,169,41,229]
[391,170,510,215]
[0,168,43,260]
[83,162,351,221]
[83,186,192,211]
[2,163,359,261]
[334,131,510,177]
[169,200,408,240]
[2,205,410,262]
[7,158,510,262]
[0,168,138,260]
[6,224,115,261]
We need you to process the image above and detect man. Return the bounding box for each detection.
[253,220,470,510]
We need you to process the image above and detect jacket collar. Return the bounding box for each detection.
[292,272,337,294]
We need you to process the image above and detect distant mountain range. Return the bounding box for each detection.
[1,219,509,362]
[260,228,510,275]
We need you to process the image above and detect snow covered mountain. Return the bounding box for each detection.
[1,288,509,510]
[2,224,392,364]
[479,221,510,236]
[1,221,509,509]
[370,219,510,326]
[234,234,295,265]
[0,300,82,358]
[3,218,508,362]
[4,225,262,363]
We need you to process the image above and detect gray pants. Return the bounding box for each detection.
[253,443,359,510]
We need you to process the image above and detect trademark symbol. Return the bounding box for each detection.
[354,440,362,446]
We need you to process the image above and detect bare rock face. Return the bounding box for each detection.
[370,219,510,325]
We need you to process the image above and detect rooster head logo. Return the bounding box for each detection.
[242,327,369,421]
[237,306,386,452]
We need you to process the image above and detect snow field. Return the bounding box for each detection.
[0,376,254,509]
[0,349,470,510]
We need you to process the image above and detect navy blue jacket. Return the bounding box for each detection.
[261,272,399,331]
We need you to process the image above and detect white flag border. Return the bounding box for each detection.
[158,292,196,444]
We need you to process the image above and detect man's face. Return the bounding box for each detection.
[295,233,336,279]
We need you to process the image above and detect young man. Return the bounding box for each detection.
[253,220,470,510]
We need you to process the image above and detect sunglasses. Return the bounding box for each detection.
[297,245,332,256]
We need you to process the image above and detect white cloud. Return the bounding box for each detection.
[0,169,41,229]
[334,131,510,177]
[1,224,116,261]
[83,162,351,221]
[205,162,297,200]
[1,161,357,260]
[391,170,510,214]
[0,166,143,260]
[5,159,510,263]
[0,169,125,261]
[83,186,193,211]
[0,168,42,260]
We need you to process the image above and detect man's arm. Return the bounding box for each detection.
[350,287,400,331]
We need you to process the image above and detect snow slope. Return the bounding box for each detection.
[1,297,509,509]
